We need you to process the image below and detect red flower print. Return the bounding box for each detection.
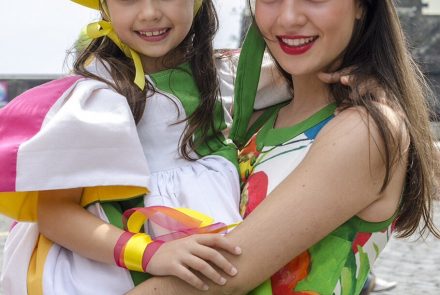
[241,171,268,218]
[271,251,318,295]
[238,135,261,183]
[352,232,373,254]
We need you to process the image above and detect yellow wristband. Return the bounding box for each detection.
[123,233,152,272]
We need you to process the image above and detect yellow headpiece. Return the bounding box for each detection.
[71,0,204,89]
[71,0,203,12]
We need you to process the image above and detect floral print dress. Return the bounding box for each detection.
[239,104,396,295]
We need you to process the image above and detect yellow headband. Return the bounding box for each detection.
[71,0,203,13]
[71,0,204,90]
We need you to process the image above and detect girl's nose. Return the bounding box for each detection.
[138,0,162,22]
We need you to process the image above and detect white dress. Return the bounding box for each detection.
[0,55,289,295]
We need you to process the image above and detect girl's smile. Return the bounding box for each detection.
[136,28,171,42]
[107,0,195,72]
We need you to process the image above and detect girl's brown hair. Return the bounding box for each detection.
[73,0,220,160]
[261,0,439,238]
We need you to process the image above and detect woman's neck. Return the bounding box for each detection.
[275,74,332,129]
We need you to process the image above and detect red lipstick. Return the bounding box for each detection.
[277,35,317,55]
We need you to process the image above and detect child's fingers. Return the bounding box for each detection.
[184,255,227,286]
[197,234,242,256]
[193,244,238,277]
[173,264,209,291]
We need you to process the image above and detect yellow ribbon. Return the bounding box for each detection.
[72,0,203,15]
[194,0,203,14]
[120,206,240,272]
[123,233,153,272]
[86,21,146,90]
[126,207,215,234]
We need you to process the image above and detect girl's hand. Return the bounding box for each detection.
[146,234,241,291]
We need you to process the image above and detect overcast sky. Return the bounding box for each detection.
[0,0,245,75]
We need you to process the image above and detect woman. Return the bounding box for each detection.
[127,0,439,294]
[3,0,436,294]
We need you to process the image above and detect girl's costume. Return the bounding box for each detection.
[234,24,397,295]
[0,52,288,293]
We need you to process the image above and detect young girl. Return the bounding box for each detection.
[0,0,291,294]
[128,0,440,294]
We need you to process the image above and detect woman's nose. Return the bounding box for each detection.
[277,0,307,30]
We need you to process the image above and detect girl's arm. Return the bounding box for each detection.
[38,188,121,264]
[37,190,241,290]
[127,107,407,294]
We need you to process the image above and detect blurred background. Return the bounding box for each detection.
[0,0,247,105]
[1,0,439,294]
[1,0,440,111]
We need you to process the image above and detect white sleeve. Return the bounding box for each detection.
[254,53,291,110]
[15,79,150,191]
[216,51,291,115]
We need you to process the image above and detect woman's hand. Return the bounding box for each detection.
[318,69,386,101]
[146,234,242,291]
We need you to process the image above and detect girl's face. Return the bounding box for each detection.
[106,0,195,71]
[255,0,363,77]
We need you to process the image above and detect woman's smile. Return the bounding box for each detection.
[277,35,318,55]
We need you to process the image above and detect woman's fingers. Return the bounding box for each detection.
[317,71,342,84]
[319,71,387,102]
[318,67,354,84]
[340,74,355,87]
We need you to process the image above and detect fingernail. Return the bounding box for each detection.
[219,277,227,285]
[230,267,238,276]
[234,246,242,254]
[202,284,209,291]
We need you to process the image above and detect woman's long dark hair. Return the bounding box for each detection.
[255,0,439,238]
[73,0,220,160]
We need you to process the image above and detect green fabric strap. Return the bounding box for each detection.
[244,102,289,144]
[150,64,238,169]
[229,22,274,294]
[230,22,267,148]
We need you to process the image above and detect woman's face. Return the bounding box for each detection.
[255,0,363,77]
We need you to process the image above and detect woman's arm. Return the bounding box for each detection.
[128,107,406,294]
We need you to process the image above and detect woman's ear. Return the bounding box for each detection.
[355,0,364,20]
